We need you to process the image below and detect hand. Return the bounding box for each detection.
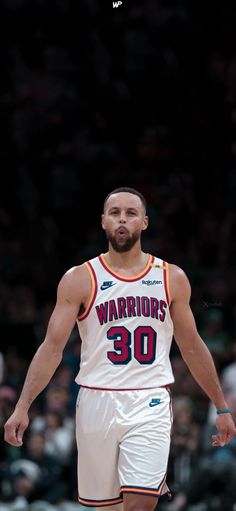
[211,413,236,447]
[4,408,29,447]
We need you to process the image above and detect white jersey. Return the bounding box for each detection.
[75,254,174,389]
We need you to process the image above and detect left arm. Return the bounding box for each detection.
[169,264,236,446]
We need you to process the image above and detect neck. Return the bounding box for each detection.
[104,244,149,271]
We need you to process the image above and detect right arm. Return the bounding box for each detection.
[4,264,89,447]
[169,264,236,446]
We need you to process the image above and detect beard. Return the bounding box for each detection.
[105,228,140,253]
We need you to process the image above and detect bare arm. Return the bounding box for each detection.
[169,264,236,446]
[16,271,81,412]
[4,264,89,446]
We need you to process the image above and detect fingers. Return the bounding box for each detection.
[16,422,28,445]
[211,430,235,447]
[4,425,21,446]
[4,421,27,447]
[211,434,225,447]
[4,410,29,447]
[212,436,224,447]
[218,428,227,445]
[214,414,236,447]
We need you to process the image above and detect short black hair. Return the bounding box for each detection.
[103,187,147,213]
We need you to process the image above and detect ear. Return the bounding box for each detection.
[101,214,105,230]
[142,215,149,231]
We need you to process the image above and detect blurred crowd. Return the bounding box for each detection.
[0,0,236,510]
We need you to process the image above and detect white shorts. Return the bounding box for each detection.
[76,386,172,507]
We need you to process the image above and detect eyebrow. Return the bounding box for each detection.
[108,206,139,213]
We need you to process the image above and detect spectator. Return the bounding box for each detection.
[167,396,201,495]
[199,308,232,368]
[30,410,74,465]
[165,394,236,511]
[1,431,66,507]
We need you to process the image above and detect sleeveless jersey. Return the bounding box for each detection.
[75,254,174,389]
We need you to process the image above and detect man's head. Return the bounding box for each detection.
[103,187,147,214]
[102,187,148,253]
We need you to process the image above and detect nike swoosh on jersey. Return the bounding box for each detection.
[100,282,117,290]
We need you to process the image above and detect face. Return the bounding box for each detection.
[27,433,45,457]
[102,192,148,253]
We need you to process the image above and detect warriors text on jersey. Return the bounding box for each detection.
[75,254,174,389]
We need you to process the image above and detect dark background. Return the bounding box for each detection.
[0,1,236,509]
[0,0,235,358]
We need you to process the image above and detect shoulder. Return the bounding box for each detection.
[168,263,191,303]
[57,263,92,301]
[59,263,90,286]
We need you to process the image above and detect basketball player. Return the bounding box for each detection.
[4,187,236,511]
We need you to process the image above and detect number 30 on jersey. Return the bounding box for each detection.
[107,326,157,365]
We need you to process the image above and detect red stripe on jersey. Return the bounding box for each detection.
[78,261,98,321]
[98,254,155,282]
[163,261,171,306]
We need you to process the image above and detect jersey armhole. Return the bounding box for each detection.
[77,261,97,321]
[163,261,171,307]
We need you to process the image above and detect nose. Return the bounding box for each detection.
[119,214,126,223]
